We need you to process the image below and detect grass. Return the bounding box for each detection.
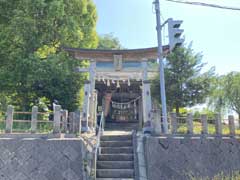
[0,120,54,133]
[0,111,5,132]
[177,121,240,135]
[12,121,31,132]
[12,121,54,133]
[37,122,53,133]
[0,110,54,133]
[190,171,240,180]
[0,121,5,133]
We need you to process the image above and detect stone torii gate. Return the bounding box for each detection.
[64,46,168,132]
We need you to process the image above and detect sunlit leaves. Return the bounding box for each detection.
[151,45,215,114]
[0,0,98,111]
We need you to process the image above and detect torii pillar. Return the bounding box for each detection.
[82,59,96,132]
[82,80,90,131]
[88,59,96,130]
[141,60,153,134]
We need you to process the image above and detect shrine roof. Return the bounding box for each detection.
[63,46,169,61]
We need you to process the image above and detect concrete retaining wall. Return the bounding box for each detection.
[144,137,240,180]
[0,137,85,180]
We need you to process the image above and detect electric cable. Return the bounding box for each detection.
[166,0,240,11]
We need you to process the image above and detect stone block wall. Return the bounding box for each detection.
[0,138,85,180]
[144,137,240,180]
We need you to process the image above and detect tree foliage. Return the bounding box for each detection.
[209,72,240,120]
[224,72,240,120]
[151,46,215,115]
[98,34,122,50]
[207,75,228,114]
[0,0,98,111]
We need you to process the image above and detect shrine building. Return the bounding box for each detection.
[64,46,168,132]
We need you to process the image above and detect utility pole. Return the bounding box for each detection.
[153,0,168,133]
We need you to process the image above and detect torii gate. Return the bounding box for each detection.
[64,46,169,132]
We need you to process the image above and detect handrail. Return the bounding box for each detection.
[93,111,104,179]
[96,111,104,147]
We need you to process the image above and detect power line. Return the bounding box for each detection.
[166,0,240,11]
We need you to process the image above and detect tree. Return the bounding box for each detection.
[208,72,240,124]
[207,75,228,115]
[151,45,215,115]
[98,34,122,49]
[0,0,98,111]
[224,72,240,122]
[32,52,85,111]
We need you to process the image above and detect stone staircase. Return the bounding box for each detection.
[96,133,135,180]
[104,122,139,132]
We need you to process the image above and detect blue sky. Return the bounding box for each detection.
[93,0,240,75]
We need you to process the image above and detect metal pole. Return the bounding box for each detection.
[154,0,168,133]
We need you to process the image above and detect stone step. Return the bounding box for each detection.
[96,178,134,180]
[100,141,132,147]
[101,135,132,141]
[101,147,133,154]
[97,161,134,169]
[106,120,138,123]
[96,169,134,178]
[98,154,134,161]
[105,123,138,131]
